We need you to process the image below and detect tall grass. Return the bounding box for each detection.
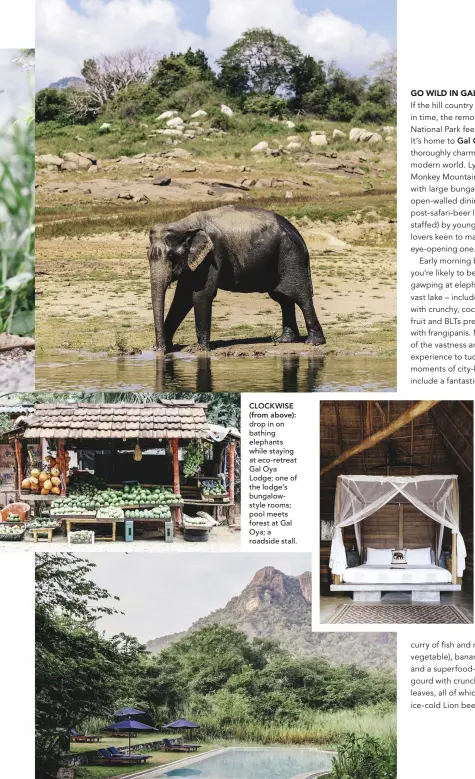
[189,704,396,748]
[0,81,35,336]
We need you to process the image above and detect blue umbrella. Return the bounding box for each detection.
[163,718,200,743]
[114,707,146,720]
[102,718,158,755]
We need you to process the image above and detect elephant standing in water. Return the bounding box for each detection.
[147,205,326,353]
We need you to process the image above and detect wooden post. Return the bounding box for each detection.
[228,440,236,505]
[57,439,67,496]
[398,503,404,550]
[14,438,23,493]
[452,477,459,585]
[171,439,180,495]
[332,476,342,584]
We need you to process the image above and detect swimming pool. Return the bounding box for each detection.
[162,747,333,778]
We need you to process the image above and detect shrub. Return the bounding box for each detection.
[242,94,287,117]
[355,101,396,125]
[35,88,71,124]
[330,733,397,779]
[326,96,357,122]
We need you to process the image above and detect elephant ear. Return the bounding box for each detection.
[187,230,213,271]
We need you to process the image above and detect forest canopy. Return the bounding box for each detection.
[35,30,396,126]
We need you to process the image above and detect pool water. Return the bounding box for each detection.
[163,747,332,778]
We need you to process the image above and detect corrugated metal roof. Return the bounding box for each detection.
[16,403,209,440]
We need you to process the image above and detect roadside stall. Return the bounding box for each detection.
[8,402,239,544]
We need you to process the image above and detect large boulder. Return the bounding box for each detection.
[158,128,184,137]
[191,109,208,118]
[309,134,327,147]
[251,141,269,153]
[382,125,396,135]
[220,104,234,116]
[36,153,64,168]
[287,135,300,142]
[167,116,184,127]
[156,110,178,121]
[333,129,347,140]
[284,120,296,129]
[349,127,366,141]
[367,132,383,145]
[286,142,302,151]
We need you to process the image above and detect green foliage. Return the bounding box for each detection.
[35,554,147,776]
[242,94,287,117]
[218,28,302,95]
[149,54,200,99]
[330,732,397,779]
[326,97,358,122]
[35,88,71,123]
[0,119,35,336]
[290,55,326,109]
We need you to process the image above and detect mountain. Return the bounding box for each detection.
[146,567,396,669]
[48,77,86,90]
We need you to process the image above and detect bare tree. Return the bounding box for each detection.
[371,49,397,104]
[69,48,158,119]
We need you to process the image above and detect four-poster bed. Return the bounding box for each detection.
[330,474,465,602]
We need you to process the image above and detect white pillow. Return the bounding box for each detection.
[406,547,432,566]
[366,547,393,565]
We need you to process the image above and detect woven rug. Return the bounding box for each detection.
[325,603,472,624]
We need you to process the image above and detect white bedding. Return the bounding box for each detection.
[341,564,452,585]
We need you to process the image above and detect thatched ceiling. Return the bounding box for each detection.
[320,400,473,485]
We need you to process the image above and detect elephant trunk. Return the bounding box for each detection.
[149,257,171,354]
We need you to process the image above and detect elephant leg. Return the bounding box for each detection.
[192,291,214,350]
[164,281,193,351]
[269,291,300,343]
[295,289,326,346]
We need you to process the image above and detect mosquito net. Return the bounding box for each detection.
[329,475,465,577]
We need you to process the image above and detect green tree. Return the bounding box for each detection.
[290,55,326,109]
[35,87,71,123]
[183,48,215,81]
[35,554,144,777]
[218,28,302,95]
[149,54,199,99]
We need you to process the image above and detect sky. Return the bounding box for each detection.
[82,551,311,643]
[36,0,396,89]
[0,50,33,125]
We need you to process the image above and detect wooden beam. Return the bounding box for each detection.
[228,440,236,505]
[360,403,366,475]
[452,477,458,585]
[171,439,180,495]
[459,401,473,419]
[435,403,472,451]
[428,426,436,474]
[334,402,346,473]
[14,438,23,493]
[430,411,471,472]
[57,439,67,497]
[320,400,440,476]
[410,420,414,476]
[375,402,387,423]
[398,503,404,549]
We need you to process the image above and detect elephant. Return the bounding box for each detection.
[147,205,326,354]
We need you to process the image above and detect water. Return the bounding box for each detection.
[162,748,332,779]
[36,351,396,392]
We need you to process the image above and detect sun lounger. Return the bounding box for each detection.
[97,747,151,765]
[70,727,100,743]
[109,746,152,759]
[161,738,200,753]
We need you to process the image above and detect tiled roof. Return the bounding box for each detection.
[16,402,209,440]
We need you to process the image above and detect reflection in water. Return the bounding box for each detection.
[37,351,396,393]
